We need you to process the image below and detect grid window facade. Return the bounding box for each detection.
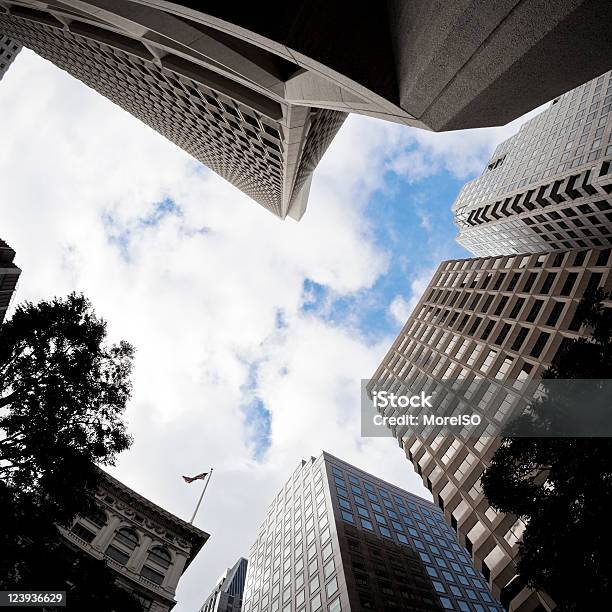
[453,72,612,256]
[242,453,503,612]
[367,247,612,606]
[0,33,21,79]
[0,11,345,219]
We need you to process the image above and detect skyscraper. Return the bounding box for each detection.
[1,1,611,218]
[368,246,611,610]
[200,557,248,612]
[242,452,504,612]
[64,469,209,612]
[454,71,612,257]
[0,237,20,324]
[0,34,20,79]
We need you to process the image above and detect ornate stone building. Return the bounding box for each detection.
[63,470,209,612]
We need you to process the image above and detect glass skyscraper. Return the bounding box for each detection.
[200,557,248,612]
[242,452,504,612]
[454,71,612,256]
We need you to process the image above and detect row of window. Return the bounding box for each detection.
[70,513,172,586]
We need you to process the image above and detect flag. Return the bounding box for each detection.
[182,472,208,483]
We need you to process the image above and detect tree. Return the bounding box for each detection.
[0,293,141,610]
[481,289,612,610]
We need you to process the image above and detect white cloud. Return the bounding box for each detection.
[389,266,438,327]
[0,47,542,610]
[388,104,545,182]
[0,51,425,610]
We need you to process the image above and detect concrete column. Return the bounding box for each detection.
[164,551,188,592]
[91,515,121,553]
[127,534,152,572]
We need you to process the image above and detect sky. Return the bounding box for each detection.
[0,50,542,610]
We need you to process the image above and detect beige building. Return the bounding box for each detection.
[63,470,208,612]
[368,246,611,611]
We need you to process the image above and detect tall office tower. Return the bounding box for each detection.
[200,557,248,612]
[64,469,208,612]
[1,2,611,219]
[242,452,504,612]
[0,237,20,324]
[454,72,612,257]
[0,34,20,79]
[368,246,612,611]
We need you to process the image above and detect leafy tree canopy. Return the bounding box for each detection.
[0,293,139,610]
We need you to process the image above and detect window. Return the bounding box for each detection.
[522,272,537,292]
[70,522,95,543]
[140,565,165,585]
[114,528,139,550]
[545,301,564,326]
[511,327,529,351]
[540,272,556,294]
[560,272,578,296]
[147,546,172,569]
[106,545,130,565]
[508,297,525,319]
[530,332,550,358]
[325,577,338,597]
[328,598,341,612]
[494,323,511,346]
[310,593,322,611]
[525,300,543,323]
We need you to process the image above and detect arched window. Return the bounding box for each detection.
[105,527,140,566]
[147,546,172,569]
[114,527,139,550]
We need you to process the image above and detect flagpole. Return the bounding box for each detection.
[189,468,213,524]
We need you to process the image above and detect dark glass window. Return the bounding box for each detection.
[585,272,603,294]
[522,272,538,292]
[559,272,578,296]
[507,273,520,291]
[492,273,506,290]
[494,323,511,346]
[493,296,509,316]
[552,252,566,267]
[573,251,587,266]
[526,300,544,323]
[596,249,610,266]
[508,297,525,319]
[545,302,565,327]
[480,320,495,341]
[511,327,529,351]
[481,295,494,313]
[540,273,557,294]
[530,332,551,358]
